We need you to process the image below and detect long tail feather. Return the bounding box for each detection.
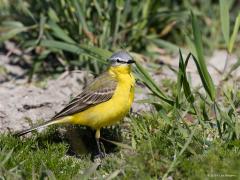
[14,120,57,137]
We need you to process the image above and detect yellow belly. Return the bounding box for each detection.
[68,74,135,130]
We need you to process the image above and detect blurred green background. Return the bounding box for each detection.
[0,0,239,76]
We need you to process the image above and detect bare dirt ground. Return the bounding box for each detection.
[0,60,88,132]
[0,46,239,134]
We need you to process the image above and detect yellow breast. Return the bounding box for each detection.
[70,65,135,129]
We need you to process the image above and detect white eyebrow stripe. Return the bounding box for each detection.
[118,57,126,61]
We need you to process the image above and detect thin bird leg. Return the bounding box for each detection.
[96,138,101,154]
[95,129,105,158]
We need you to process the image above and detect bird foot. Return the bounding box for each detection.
[95,151,106,159]
[91,151,106,162]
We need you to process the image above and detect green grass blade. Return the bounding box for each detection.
[0,28,26,42]
[101,137,133,150]
[163,126,197,179]
[48,21,76,43]
[191,12,207,71]
[72,0,88,30]
[224,58,240,80]
[40,40,84,54]
[48,8,60,23]
[148,37,179,53]
[191,12,216,101]
[1,20,25,28]
[134,60,174,105]
[176,56,183,106]
[111,0,124,46]
[40,40,110,63]
[0,148,14,166]
[92,0,103,17]
[220,0,230,46]
[0,25,36,42]
[72,0,94,43]
[179,50,194,104]
[191,55,214,101]
[185,36,197,57]
[228,13,240,53]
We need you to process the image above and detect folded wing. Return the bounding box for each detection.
[52,71,117,120]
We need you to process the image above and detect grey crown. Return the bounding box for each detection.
[108,51,133,63]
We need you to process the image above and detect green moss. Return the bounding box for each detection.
[0,134,91,179]
[178,143,240,179]
[1,120,240,179]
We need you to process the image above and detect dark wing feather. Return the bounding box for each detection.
[52,71,117,120]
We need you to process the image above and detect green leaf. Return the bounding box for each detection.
[101,137,133,150]
[191,12,216,101]
[0,23,37,42]
[134,60,174,105]
[191,55,214,101]
[150,38,179,53]
[0,148,13,166]
[48,21,75,44]
[220,0,230,46]
[228,13,240,53]
[116,0,124,10]
[185,36,197,56]
[48,8,60,23]
[1,20,24,28]
[111,0,124,46]
[0,27,27,42]
[178,50,194,104]
[40,40,110,63]
[224,58,240,80]
[72,0,89,32]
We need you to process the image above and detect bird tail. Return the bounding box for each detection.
[14,117,71,137]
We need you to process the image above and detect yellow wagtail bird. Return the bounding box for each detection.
[15,51,135,157]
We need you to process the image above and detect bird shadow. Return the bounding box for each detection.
[33,125,122,160]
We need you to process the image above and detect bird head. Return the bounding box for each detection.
[108,51,135,66]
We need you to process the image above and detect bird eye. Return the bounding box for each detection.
[116,59,120,63]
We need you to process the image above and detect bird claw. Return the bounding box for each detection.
[91,151,106,162]
[95,151,106,159]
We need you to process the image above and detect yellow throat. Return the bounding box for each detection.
[67,64,135,130]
